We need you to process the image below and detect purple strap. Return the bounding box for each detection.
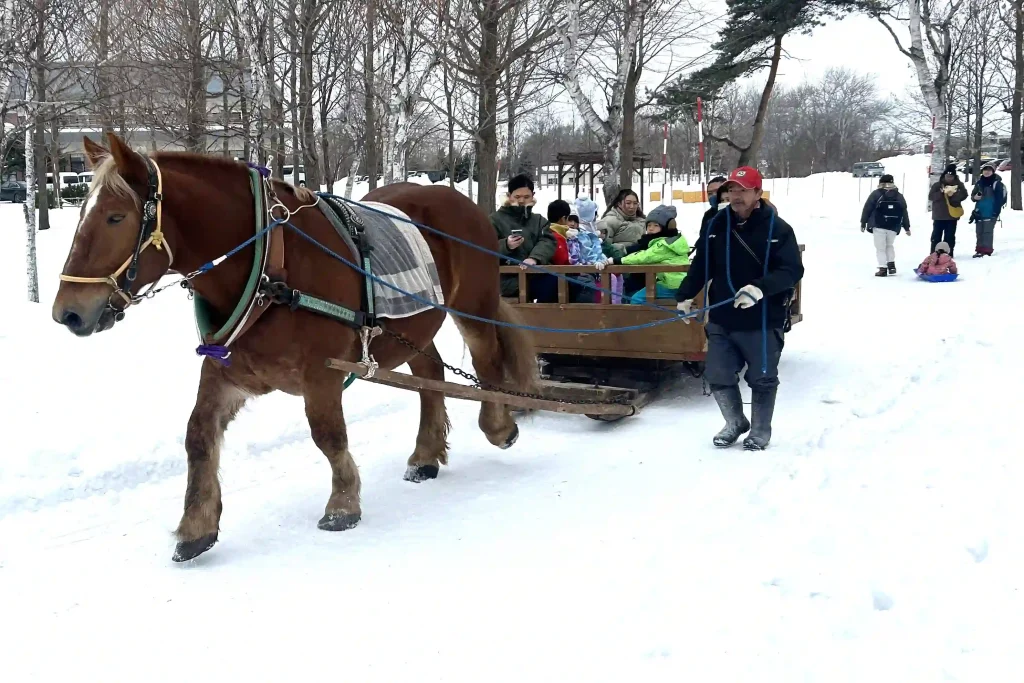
[246,162,271,178]
[196,344,231,366]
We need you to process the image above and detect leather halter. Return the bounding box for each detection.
[58,155,171,321]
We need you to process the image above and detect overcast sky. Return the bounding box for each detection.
[777,12,916,98]
[550,8,921,130]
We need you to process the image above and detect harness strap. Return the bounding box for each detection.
[198,168,287,347]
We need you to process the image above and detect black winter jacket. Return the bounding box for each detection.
[861,188,910,232]
[676,202,804,331]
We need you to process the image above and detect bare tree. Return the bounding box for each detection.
[868,0,965,207]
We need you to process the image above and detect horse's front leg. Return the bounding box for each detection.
[173,362,249,562]
[304,367,362,531]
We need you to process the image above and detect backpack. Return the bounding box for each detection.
[874,191,903,229]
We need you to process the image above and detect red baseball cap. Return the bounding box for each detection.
[722,166,763,191]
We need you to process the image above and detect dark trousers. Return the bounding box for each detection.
[975,218,996,254]
[931,220,958,256]
[704,322,784,390]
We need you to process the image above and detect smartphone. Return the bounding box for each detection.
[511,229,523,235]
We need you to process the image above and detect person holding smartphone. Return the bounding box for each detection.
[491,174,558,301]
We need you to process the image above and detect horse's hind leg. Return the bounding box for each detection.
[404,343,451,482]
[174,362,249,562]
[454,318,520,449]
[304,368,361,531]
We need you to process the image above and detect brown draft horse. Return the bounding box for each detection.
[51,133,536,562]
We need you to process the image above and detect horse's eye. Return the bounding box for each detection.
[108,214,125,225]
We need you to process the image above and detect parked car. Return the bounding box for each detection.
[282,164,305,186]
[59,172,82,187]
[852,161,885,178]
[78,171,94,185]
[998,158,1015,172]
[1,180,27,202]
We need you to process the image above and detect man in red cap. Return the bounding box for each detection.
[674,166,804,450]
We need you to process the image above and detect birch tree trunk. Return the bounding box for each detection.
[1010,0,1023,209]
[910,0,947,206]
[344,153,360,198]
[34,0,50,232]
[298,0,320,189]
[24,125,39,303]
[364,0,378,189]
[558,0,649,204]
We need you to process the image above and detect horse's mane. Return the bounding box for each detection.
[93,150,316,205]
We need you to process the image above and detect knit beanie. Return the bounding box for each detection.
[645,205,677,230]
[936,241,950,254]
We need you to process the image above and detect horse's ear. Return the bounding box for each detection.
[106,132,147,186]
[82,136,108,169]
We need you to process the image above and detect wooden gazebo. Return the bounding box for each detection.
[554,151,653,202]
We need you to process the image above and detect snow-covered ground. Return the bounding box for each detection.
[2,155,1022,682]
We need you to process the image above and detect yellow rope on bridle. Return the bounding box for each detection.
[59,160,173,308]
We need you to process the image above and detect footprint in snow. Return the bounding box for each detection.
[966,539,989,563]
[872,590,894,611]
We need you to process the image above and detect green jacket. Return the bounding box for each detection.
[491,204,557,296]
[597,208,646,257]
[619,234,691,290]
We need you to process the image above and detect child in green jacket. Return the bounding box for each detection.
[606,205,690,304]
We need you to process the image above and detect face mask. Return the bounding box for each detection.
[709,195,719,209]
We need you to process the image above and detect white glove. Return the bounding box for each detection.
[594,257,610,270]
[734,284,763,309]
[565,228,579,239]
[676,299,694,324]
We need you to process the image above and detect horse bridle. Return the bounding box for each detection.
[59,155,173,322]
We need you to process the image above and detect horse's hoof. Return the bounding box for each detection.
[404,465,439,482]
[318,512,361,531]
[500,424,520,450]
[172,533,218,562]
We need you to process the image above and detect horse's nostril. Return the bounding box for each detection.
[60,310,84,331]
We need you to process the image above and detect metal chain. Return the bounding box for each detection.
[379,327,634,407]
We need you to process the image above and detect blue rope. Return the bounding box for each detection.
[278,219,737,334]
[192,218,285,274]
[320,192,687,317]
[761,211,776,375]
[721,206,775,375]
[185,194,739,335]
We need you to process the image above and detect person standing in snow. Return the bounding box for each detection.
[929,164,968,257]
[860,174,911,277]
[675,167,804,451]
[574,194,599,233]
[970,162,1006,257]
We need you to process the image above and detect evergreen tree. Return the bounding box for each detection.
[658,0,863,167]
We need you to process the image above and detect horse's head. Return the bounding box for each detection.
[52,134,174,336]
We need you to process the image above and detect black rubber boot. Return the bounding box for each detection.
[711,384,750,447]
[743,388,778,451]
[887,261,896,275]
[875,267,887,277]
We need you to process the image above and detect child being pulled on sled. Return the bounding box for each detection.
[918,241,958,276]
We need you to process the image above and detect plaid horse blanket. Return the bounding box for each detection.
[317,197,445,319]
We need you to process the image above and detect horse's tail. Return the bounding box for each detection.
[494,300,537,393]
